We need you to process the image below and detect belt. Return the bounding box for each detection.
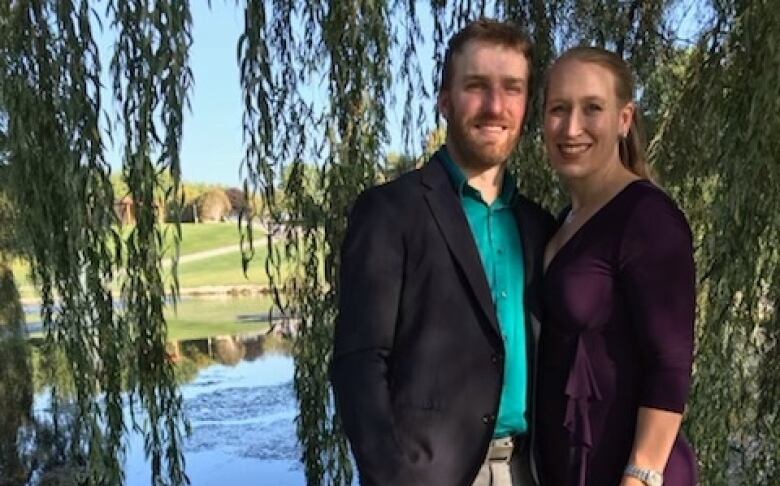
[486,435,527,463]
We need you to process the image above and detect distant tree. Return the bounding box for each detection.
[424,124,447,155]
[196,188,231,222]
[382,152,417,181]
[224,187,248,216]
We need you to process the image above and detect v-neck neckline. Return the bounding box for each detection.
[543,179,646,277]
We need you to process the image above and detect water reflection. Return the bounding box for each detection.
[6,288,309,486]
[126,332,304,485]
[1,267,35,485]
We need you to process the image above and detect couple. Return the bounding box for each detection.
[331,19,697,486]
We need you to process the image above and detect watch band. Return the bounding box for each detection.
[624,464,664,486]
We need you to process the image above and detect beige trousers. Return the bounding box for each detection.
[471,436,534,486]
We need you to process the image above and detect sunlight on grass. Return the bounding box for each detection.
[176,247,270,288]
[170,222,252,255]
[166,295,276,341]
[13,223,271,299]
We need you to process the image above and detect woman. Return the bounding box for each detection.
[536,47,698,486]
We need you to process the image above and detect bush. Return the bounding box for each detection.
[195,189,231,222]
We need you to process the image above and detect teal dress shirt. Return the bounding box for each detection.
[440,147,528,437]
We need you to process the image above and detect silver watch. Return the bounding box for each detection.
[624,464,664,486]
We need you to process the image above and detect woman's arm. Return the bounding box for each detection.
[620,407,683,485]
[618,192,697,485]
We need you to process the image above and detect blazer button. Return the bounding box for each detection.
[482,414,495,424]
[491,354,502,364]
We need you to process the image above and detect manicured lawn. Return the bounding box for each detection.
[12,223,270,298]
[173,222,254,255]
[131,222,254,255]
[176,247,270,288]
[24,296,277,341]
[166,295,275,341]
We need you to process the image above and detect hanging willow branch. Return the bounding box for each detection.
[649,1,780,483]
[1,0,194,484]
[240,0,393,483]
[108,0,193,484]
[1,1,124,482]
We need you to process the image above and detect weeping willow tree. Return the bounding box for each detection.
[1,0,777,485]
[649,1,780,482]
[1,1,191,484]
[239,1,778,485]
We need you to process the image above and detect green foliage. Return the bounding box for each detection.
[239,0,392,481]
[649,2,780,483]
[1,0,193,484]
[0,170,24,260]
[0,265,33,484]
[109,1,194,482]
[1,1,128,483]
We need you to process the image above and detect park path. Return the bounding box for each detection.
[165,244,242,266]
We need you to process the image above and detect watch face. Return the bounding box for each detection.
[647,473,663,486]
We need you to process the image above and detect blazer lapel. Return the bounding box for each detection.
[421,155,501,336]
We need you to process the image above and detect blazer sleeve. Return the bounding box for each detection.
[618,192,696,413]
[331,187,415,485]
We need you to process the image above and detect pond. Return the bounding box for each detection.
[123,335,304,485]
[29,332,306,485]
[23,296,312,485]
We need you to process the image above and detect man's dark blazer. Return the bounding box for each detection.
[331,150,556,486]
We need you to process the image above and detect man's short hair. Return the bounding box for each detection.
[440,19,534,92]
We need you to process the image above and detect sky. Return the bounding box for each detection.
[96,1,437,187]
[94,1,707,187]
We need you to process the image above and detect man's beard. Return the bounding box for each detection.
[447,116,522,169]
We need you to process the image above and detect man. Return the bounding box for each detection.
[331,19,555,486]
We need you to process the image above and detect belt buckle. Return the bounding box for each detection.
[487,437,514,463]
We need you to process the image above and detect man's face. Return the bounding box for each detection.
[438,41,530,170]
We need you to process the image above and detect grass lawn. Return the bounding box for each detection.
[173,222,253,255]
[177,247,270,288]
[11,223,270,298]
[165,295,275,341]
[136,222,255,255]
[23,295,277,342]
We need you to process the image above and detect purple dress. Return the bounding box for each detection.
[537,181,698,486]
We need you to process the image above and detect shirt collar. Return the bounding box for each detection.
[439,145,517,206]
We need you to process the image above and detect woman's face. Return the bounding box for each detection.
[543,59,633,181]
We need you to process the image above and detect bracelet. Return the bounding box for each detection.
[624,464,664,486]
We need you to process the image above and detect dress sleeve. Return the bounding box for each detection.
[618,190,696,413]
